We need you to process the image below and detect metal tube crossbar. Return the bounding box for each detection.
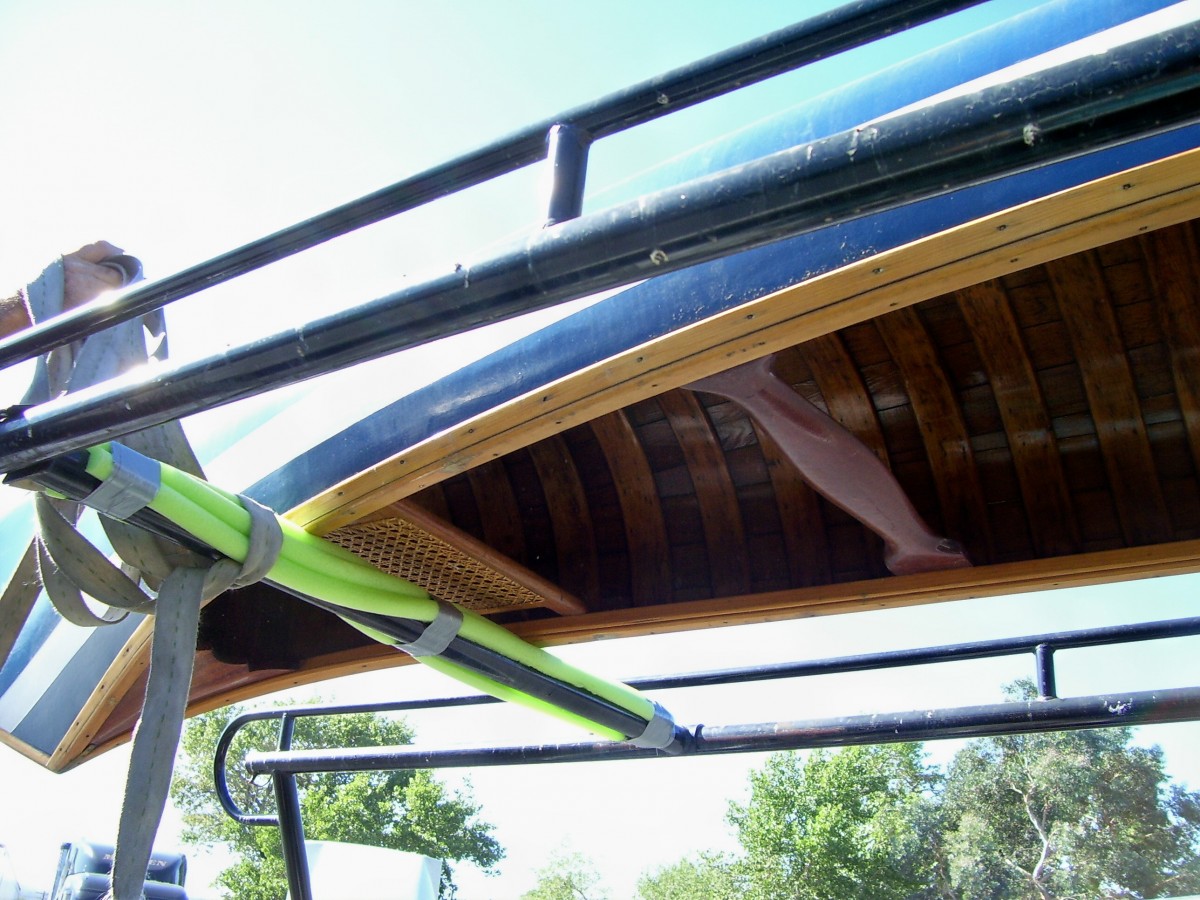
[0,0,985,372]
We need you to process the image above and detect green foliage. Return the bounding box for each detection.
[521,850,607,900]
[170,702,503,899]
[726,743,938,899]
[939,683,1200,899]
[643,681,1200,899]
[636,851,742,900]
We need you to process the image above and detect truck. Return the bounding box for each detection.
[50,841,187,900]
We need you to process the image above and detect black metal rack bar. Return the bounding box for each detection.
[2,19,1198,473]
[0,0,986,372]
[1035,643,1057,698]
[272,716,312,900]
[216,614,1200,898]
[242,687,1200,776]
[206,619,1200,777]
[216,615,1200,789]
[543,124,593,226]
[626,616,1200,692]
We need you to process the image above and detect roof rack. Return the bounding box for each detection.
[215,614,1200,900]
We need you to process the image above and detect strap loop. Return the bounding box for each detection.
[233,494,284,588]
[35,494,155,621]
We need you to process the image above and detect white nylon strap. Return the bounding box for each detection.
[35,541,132,626]
[395,600,464,658]
[11,257,220,900]
[20,257,71,405]
[232,495,284,588]
[110,563,223,900]
[629,701,678,750]
[82,442,161,521]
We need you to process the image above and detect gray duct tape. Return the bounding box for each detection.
[82,443,160,520]
[629,701,677,750]
[396,601,464,658]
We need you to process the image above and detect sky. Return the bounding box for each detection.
[0,0,1197,898]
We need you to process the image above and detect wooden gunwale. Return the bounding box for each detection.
[75,535,1200,766]
[74,536,1200,766]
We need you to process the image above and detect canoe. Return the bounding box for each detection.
[3,0,1199,771]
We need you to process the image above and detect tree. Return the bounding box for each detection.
[725,743,939,900]
[636,851,742,900]
[642,680,1200,899]
[940,681,1200,899]
[521,850,607,900]
[171,703,503,899]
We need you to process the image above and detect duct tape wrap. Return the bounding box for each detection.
[395,600,464,658]
[629,700,678,750]
[82,442,160,520]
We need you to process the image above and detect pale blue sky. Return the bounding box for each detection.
[1,2,1197,898]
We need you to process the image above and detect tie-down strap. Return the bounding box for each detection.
[110,484,284,900]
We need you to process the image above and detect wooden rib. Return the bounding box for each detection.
[528,436,600,601]
[659,389,751,597]
[957,281,1080,557]
[590,411,673,605]
[292,149,1200,533]
[409,482,452,521]
[801,332,891,465]
[1045,252,1171,546]
[792,334,886,579]
[1141,223,1200,479]
[875,306,994,561]
[467,462,526,563]
[754,422,832,586]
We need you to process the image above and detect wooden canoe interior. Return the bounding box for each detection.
[73,152,1200,765]
[387,222,1200,597]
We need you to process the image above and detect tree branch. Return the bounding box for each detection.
[1021,789,1054,899]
